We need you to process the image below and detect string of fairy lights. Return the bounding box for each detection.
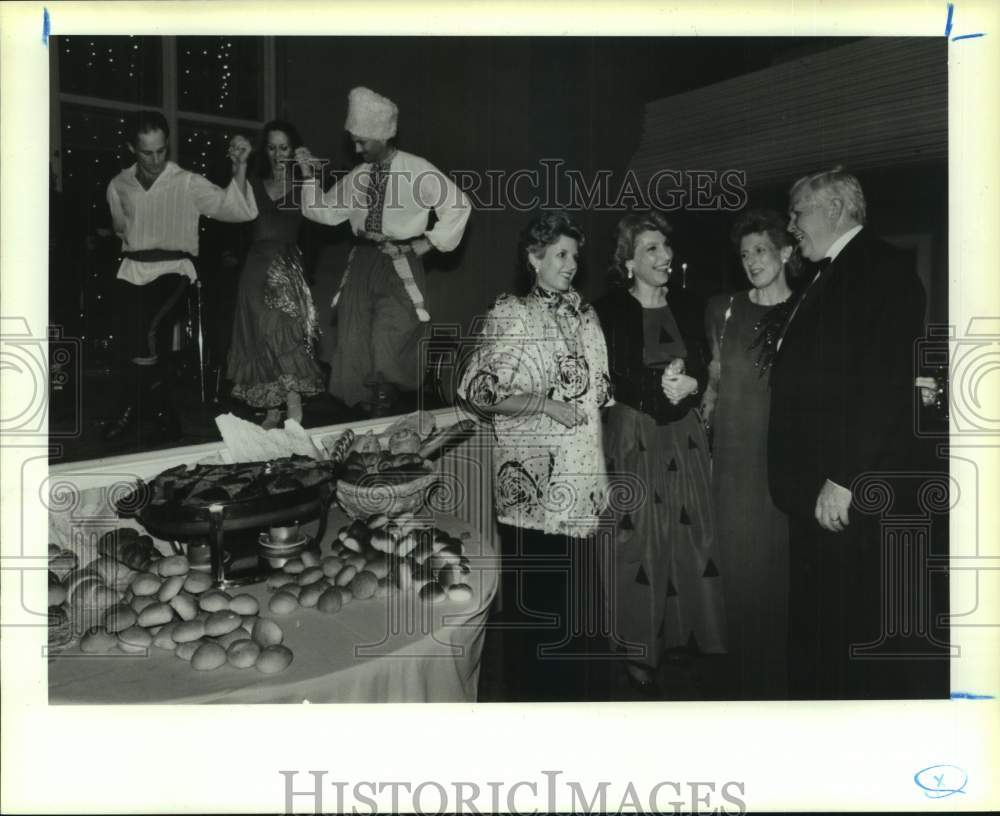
[57,36,259,357]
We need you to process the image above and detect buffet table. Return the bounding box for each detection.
[48,507,498,704]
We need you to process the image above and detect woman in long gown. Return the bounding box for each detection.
[227,120,324,427]
[702,208,800,699]
[595,211,726,696]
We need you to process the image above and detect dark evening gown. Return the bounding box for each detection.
[707,290,790,699]
[597,290,727,674]
[227,176,323,409]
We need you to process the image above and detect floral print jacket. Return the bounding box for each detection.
[458,287,613,537]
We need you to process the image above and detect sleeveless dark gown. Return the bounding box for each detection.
[227,176,324,409]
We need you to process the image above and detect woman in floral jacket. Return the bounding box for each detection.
[458,210,612,701]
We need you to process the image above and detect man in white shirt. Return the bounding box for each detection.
[296,87,471,415]
[103,110,257,444]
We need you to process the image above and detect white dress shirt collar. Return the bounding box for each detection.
[825,224,863,262]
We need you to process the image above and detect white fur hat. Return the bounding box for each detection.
[344,87,398,141]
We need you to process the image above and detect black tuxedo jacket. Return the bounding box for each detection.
[768,229,926,520]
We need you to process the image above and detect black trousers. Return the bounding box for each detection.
[787,513,949,699]
[111,274,189,413]
[497,526,611,702]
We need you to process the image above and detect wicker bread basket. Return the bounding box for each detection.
[336,470,441,520]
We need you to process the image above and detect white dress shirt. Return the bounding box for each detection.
[107,162,258,285]
[300,150,471,252]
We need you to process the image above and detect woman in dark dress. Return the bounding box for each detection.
[701,209,800,699]
[227,120,324,428]
[595,212,726,696]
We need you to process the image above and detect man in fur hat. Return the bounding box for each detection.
[297,86,471,415]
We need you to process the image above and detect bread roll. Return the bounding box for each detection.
[174,638,206,661]
[214,628,248,650]
[251,618,284,647]
[411,540,435,565]
[395,560,412,591]
[334,564,357,587]
[316,587,344,614]
[138,602,174,628]
[227,639,261,669]
[298,581,329,608]
[281,558,305,575]
[157,574,186,603]
[169,592,199,621]
[48,606,72,649]
[130,572,161,596]
[366,513,389,530]
[267,572,297,590]
[280,583,303,599]
[151,621,179,650]
[364,555,390,580]
[205,610,243,637]
[48,571,68,607]
[80,626,117,653]
[374,577,390,598]
[341,535,364,554]
[297,566,324,587]
[228,594,259,616]
[183,571,213,594]
[447,583,474,603]
[395,534,419,558]
[339,586,354,605]
[86,555,135,591]
[431,551,461,570]
[321,556,344,578]
[92,586,124,611]
[117,625,153,653]
[198,589,232,613]
[268,591,298,615]
[157,555,190,577]
[419,582,445,604]
[48,548,79,579]
[349,570,378,600]
[191,641,227,671]
[104,603,137,634]
[437,564,462,588]
[172,619,207,643]
[130,595,159,615]
[368,529,394,555]
[300,550,321,568]
[255,644,293,674]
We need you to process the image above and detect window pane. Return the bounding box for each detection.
[177,37,263,120]
[58,35,162,105]
[55,105,133,365]
[177,119,250,185]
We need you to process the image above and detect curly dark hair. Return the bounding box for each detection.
[730,208,802,281]
[609,211,673,287]
[517,210,586,293]
[255,119,305,181]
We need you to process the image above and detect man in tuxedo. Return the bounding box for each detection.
[768,167,928,699]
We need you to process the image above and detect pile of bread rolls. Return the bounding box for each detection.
[261,515,475,617]
[74,549,293,675]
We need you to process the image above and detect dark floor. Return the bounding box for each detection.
[475,605,740,703]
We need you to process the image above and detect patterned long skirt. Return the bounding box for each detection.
[602,402,727,667]
[227,241,324,409]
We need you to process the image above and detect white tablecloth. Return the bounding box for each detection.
[48,511,497,704]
